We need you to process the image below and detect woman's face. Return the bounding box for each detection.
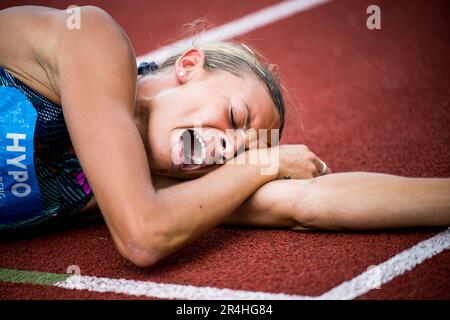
[136,51,281,179]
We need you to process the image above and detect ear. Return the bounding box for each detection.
[175,48,206,84]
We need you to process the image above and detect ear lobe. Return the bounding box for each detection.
[175,48,206,83]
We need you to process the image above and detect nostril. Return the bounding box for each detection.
[220,138,226,150]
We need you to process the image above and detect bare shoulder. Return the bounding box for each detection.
[0,5,129,47]
[55,5,137,83]
[0,5,136,105]
[56,5,137,109]
[56,5,132,49]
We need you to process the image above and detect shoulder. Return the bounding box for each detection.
[66,5,124,38]
[55,6,137,109]
[0,5,128,49]
[57,6,136,68]
[0,5,136,68]
[1,5,137,103]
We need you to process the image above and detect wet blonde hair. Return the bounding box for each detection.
[159,41,286,136]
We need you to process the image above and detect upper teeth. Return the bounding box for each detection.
[192,130,206,164]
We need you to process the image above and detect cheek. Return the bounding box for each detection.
[154,90,201,124]
[146,135,167,171]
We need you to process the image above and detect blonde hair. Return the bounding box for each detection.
[159,41,286,136]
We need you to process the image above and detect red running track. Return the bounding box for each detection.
[0,0,449,299]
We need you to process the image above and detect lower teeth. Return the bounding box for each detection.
[191,156,203,164]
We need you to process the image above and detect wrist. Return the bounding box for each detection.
[250,148,279,181]
[226,149,278,182]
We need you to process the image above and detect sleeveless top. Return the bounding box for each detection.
[0,66,93,229]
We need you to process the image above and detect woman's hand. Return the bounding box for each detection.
[237,144,330,180]
[277,144,330,179]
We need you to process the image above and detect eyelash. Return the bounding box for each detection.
[229,106,237,128]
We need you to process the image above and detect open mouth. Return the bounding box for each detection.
[180,129,206,169]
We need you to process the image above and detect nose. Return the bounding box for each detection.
[202,129,247,165]
[217,130,248,162]
[209,132,231,164]
[220,137,227,150]
[200,132,231,164]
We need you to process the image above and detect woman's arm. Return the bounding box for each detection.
[220,172,450,231]
[221,179,309,229]
[296,172,450,230]
[151,176,302,229]
[50,6,321,266]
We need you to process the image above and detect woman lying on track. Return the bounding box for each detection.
[0,6,449,267]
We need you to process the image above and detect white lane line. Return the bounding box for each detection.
[318,227,450,300]
[55,275,312,300]
[55,228,450,300]
[137,0,331,64]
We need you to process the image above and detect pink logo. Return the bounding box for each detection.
[74,171,92,196]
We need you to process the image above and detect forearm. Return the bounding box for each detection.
[222,179,309,229]
[300,172,450,230]
[143,151,277,259]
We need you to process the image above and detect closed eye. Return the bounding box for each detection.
[229,106,237,128]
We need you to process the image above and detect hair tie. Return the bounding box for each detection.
[138,61,159,76]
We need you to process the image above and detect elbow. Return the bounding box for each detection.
[123,243,160,268]
[113,202,186,267]
[119,227,168,268]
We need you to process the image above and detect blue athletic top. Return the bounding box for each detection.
[0,66,94,229]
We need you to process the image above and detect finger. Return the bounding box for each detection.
[308,153,324,176]
[319,160,331,176]
[312,157,330,177]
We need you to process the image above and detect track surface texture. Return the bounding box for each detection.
[0,0,449,299]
